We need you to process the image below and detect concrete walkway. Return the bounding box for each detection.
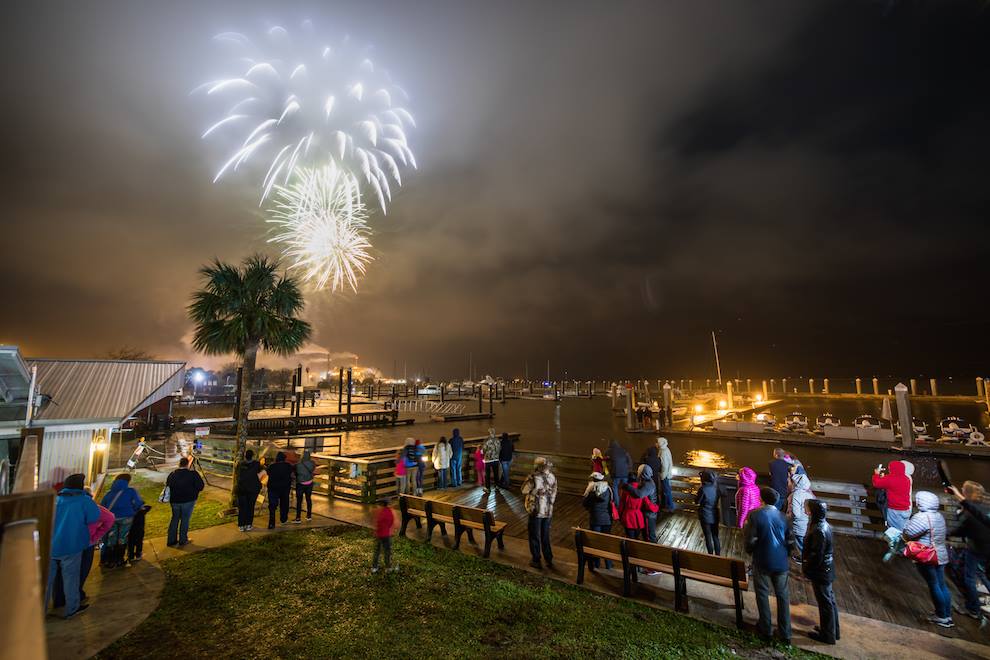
[44,513,338,660]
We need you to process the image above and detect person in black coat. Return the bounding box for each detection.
[695,470,723,555]
[606,440,632,504]
[802,499,839,645]
[498,432,515,488]
[237,449,264,531]
[582,472,615,568]
[948,481,990,618]
[642,446,663,500]
[265,452,295,529]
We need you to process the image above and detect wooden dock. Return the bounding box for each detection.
[424,485,988,642]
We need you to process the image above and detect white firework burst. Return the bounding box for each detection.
[198,21,416,212]
[267,164,373,293]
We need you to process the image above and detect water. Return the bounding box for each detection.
[335,396,989,488]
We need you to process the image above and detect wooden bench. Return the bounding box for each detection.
[426,499,457,541]
[399,495,507,558]
[676,547,749,628]
[454,505,507,558]
[574,528,623,582]
[573,527,749,628]
[399,494,428,536]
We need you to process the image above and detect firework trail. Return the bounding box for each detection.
[198,21,416,212]
[267,164,373,293]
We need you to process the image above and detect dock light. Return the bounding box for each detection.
[755,393,763,403]
[694,404,703,414]
[718,400,727,409]
[193,371,205,383]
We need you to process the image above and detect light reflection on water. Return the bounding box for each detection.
[336,396,987,487]
[683,449,731,470]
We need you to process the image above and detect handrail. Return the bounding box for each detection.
[0,432,51,660]
[13,433,40,493]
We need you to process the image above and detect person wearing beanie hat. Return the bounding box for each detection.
[46,474,100,618]
[581,470,615,568]
[744,485,794,644]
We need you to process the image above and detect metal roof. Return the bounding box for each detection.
[26,358,186,424]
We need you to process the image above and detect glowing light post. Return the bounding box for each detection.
[192,370,205,400]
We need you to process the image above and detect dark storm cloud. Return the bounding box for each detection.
[1,1,988,378]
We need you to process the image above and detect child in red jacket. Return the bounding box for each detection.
[372,498,397,573]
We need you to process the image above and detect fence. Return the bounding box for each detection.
[0,432,54,660]
[392,400,465,415]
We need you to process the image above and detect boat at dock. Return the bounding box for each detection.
[815,412,841,433]
[781,411,809,432]
[937,416,986,445]
[853,414,882,429]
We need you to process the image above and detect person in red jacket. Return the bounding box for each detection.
[872,460,913,531]
[619,474,648,540]
[372,498,397,573]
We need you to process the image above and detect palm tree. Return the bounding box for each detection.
[188,254,311,505]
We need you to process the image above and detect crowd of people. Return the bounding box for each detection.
[45,426,990,647]
[392,428,516,496]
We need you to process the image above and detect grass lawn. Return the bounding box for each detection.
[99,474,228,539]
[99,527,818,659]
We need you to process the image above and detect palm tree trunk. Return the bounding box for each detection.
[230,343,259,507]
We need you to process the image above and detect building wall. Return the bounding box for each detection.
[38,425,112,488]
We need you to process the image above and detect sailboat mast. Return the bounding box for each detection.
[712,331,722,385]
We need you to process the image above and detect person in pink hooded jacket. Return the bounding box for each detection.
[736,467,761,528]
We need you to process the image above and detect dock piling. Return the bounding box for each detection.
[855,378,862,395]
[762,380,768,400]
[929,378,938,397]
[823,378,830,395]
[895,383,914,449]
[977,377,985,399]
[782,378,788,393]
[726,380,734,407]
[872,377,880,396]
[808,378,814,394]
[910,379,917,396]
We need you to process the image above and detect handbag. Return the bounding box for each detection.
[903,514,939,565]
[158,485,171,503]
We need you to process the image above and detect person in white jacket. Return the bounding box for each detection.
[432,437,453,489]
[788,472,814,561]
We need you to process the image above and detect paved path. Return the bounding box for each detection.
[44,508,337,660]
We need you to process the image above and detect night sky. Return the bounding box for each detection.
[2,1,988,379]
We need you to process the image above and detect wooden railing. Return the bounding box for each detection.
[0,432,54,660]
[204,410,401,436]
[310,435,516,503]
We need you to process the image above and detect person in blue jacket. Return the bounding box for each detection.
[99,473,144,567]
[47,473,100,618]
[744,487,795,644]
[449,429,464,487]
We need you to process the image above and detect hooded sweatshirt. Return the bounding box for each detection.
[295,450,317,484]
[627,464,659,515]
[101,478,144,519]
[238,459,263,495]
[449,429,464,460]
[619,480,647,530]
[90,505,116,545]
[903,491,949,565]
[582,476,614,527]
[52,488,102,558]
[403,440,419,468]
[802,500,834,583]
[788,473,814,540]
[695,470,721,525]
[607,440,631,479]
[735,467,761,528]
[657,438,673,480]
[872,460,912,511]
